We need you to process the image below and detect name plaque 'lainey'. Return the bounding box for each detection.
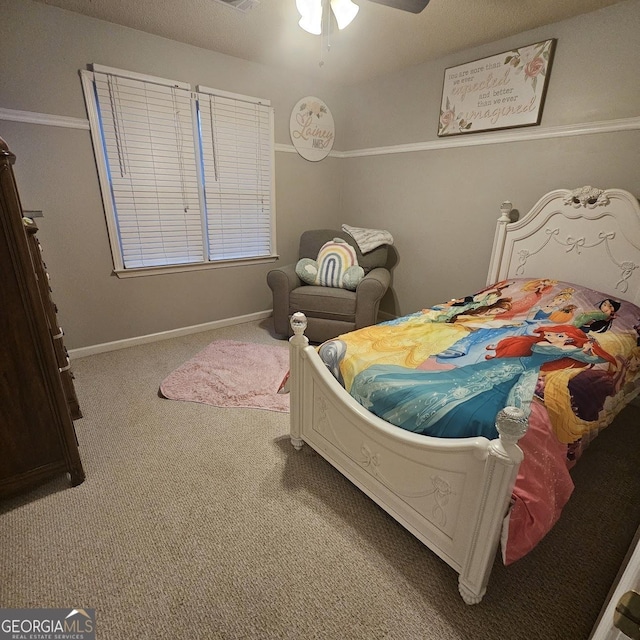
[290,96,335,162]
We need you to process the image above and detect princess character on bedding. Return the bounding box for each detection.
[320,278,638,450]
[495,278,557,319]
[574,298,621,333]
[349,324,614,440]
[295,189,640,598]
[526,287,576,323]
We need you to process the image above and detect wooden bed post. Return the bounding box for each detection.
[289,312,309,450]
[458,406,528,604]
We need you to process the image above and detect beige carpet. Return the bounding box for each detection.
[1,318,639,640]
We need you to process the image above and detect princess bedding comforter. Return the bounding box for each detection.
[317,277,640,563]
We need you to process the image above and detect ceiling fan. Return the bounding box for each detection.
[217,0,431,15]
[296,0,429,36]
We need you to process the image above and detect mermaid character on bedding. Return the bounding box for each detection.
[349,325,615,440]
[319,279,638,446]
[434,286,576,367]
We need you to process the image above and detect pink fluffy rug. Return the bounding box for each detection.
[159,340,290,412]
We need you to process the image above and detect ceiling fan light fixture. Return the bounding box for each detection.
[296,0,359,34]
[330,0,359,30]
[296,0,323,34]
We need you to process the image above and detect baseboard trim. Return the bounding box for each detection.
[69,310,273,359]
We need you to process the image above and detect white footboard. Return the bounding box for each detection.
[288,312,528,604]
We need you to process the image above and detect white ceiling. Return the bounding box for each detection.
[36,0,627,85]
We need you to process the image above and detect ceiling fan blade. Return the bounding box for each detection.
[368,0,430,12]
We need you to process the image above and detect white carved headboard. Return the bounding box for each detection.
[487,186,640,307]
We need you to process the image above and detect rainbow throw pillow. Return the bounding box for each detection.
[296,238,365,291]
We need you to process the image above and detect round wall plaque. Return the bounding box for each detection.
[289,96,335,162]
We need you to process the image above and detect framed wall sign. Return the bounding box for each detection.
[438,39,556,137]
[289,96,335,162]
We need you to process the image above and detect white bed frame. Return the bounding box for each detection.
[288,186,640,604]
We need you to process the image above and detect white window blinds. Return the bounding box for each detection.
[198,90,273,261]
[83,65,275,274]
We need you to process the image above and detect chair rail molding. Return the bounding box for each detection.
[1,107,638,156]
[0,107,90,130]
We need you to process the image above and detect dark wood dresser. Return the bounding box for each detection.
[0,136,85,497]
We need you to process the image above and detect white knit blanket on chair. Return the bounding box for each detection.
[341,224,394,254]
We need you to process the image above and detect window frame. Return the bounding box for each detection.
[80,65,278,278]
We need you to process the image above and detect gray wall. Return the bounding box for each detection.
[0,0,347,348]
[339,0,640,315]
[1,0,639,348]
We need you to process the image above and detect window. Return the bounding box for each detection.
[81,65,276,276]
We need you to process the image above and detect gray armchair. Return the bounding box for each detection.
[267,229,391,343]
